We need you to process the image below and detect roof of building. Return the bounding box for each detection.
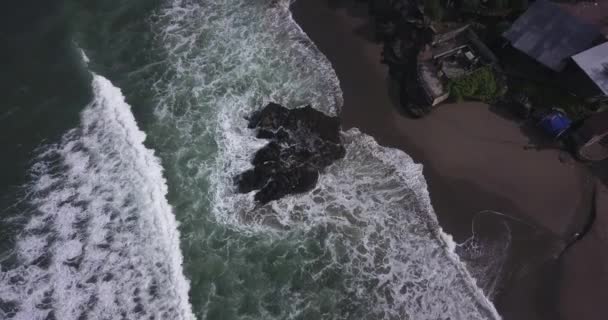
[503,0,602,71]
[572,42,608,96]
[418,61,447,99]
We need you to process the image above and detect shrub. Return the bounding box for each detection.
[462,0,481,10]
[449,66,501,103]
[489,0,510,9]
[518,81,593,119]
[425,0,444,21]
[461,0,528,11]
[510,0,529,11]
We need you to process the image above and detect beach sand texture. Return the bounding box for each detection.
[292,0,608,319]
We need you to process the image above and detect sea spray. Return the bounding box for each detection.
[0,74,194,320]
[238,129,502,319]
[0,0,505,317]
[148,0,501,318]
[149,0,342,228]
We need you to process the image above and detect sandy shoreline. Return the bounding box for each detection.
[291,0,607,319]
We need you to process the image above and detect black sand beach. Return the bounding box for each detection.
[292,0,608,319]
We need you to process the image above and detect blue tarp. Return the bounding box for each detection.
[539,111,572,137]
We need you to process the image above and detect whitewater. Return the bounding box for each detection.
[0,73,194,319]
[0,0,500,319]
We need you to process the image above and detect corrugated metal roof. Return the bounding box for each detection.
[572,42,608,96]
[418,61,447,99]
[503,0,601,71]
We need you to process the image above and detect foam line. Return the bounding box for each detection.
[0,73,194,320]
[151,0,501,318]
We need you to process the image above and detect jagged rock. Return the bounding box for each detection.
[235,103,345,204]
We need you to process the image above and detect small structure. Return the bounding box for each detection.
[432,27,498,80]
[503,0,603,72]
[414,24,498,107]
[430,23,470,46]
[572,42,608,97]
[417,60,450,106]
[572,110,608,162]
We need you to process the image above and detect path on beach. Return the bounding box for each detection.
[292,0,608,319]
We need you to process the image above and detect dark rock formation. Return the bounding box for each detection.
[235,103,345,204]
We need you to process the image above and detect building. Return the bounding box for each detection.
[572,42,608,97]
[432,26,499,80]
[503,0,603,72]
[414,24,498,107]
[417,60,450,106]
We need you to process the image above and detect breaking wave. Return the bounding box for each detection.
[147,0,501,318]
[0,74,194,320]
[1,0,503,318]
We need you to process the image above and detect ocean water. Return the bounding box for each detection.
[0,0,500,319]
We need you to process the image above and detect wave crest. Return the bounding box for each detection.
[0,75,194,320]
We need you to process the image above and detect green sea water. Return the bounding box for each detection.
[0,1,500,319]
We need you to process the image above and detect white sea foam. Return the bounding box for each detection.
[79,48,90,64]
[150,0,501,319]
[150,0,342,225]
[224,129,502,319]
[456,212,512,301]
[0,74,194,320]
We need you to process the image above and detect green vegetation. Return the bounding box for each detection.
[510,0,529,12]
[449,66,502,103]
[425,0,444,21]
[489,0,510,9]
[461,0,528,12]
[512,81,593,119]
[462,0,481,10]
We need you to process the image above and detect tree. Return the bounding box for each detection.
[462,0,481,10]
[424,0,444,21]
[510,0,529,11]
[489,0,510,9]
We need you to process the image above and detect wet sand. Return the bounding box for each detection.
[292,0,607,319]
